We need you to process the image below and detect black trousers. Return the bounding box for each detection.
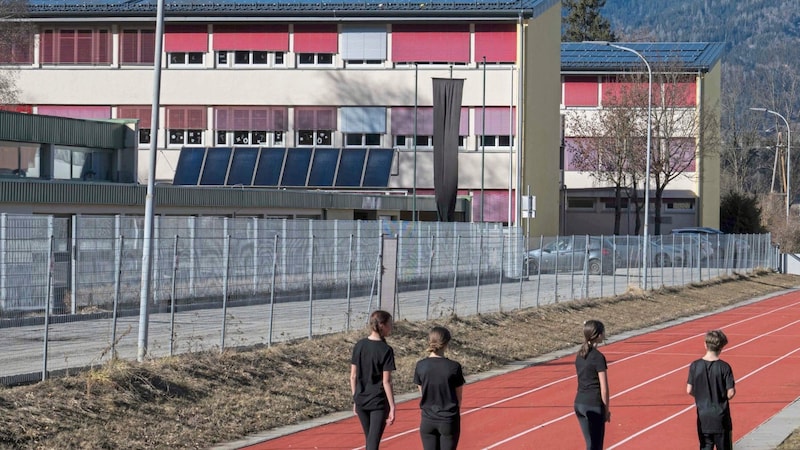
[356,406,388,450]
[574,402,606,450]
[698,429,733,450]
[419,416,461,450]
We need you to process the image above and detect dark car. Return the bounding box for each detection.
[525,236,618,275]
[670,227,749,263]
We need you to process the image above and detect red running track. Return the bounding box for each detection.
[244,290,800,449]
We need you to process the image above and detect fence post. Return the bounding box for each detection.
[451,236,460,314]
[220,235,231,352]
[346,234,354,331]
[42,235,54,382]
[70,215,77,314]
[169,235,179,357]
[111,235,124,360]
[535,235,543,307]
[0,213,6,306]
[189,216,196,297]
[252,217,259,295]
[268,235,278,346]
[425,234,435,320]
[476,232,483,314]
[308,233,314,340]
[498,233,505,311]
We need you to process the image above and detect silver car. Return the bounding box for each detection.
[525,236,618,275]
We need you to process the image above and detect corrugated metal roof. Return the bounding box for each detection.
[27,0,556,19]
[561,42,726,73]
[0,111,127,149]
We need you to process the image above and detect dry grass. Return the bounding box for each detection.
[1,271,799,449]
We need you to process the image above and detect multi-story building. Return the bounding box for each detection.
[560,42,724,235]
[2,0,563,234]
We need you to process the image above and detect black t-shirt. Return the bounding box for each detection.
[413,357,465,422]
[351,338,396,410]
[687,359,735,433]
[574,347,608,406]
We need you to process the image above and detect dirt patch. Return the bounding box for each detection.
[0,271,799,449]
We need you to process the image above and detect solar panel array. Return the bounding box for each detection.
[561,42,725,72]
[172,146,395,188]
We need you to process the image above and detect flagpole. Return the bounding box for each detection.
[481,56,486,223]
[508,66,514,226]
[413,63,418,221]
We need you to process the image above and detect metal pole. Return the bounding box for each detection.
[138,0,165,361]
[111,235,124,360]
[42,236,54,382]
[308,233,314,339]
[750,108,791,222]
[425,234,435,320]
[346,234,353,332]
[169,235,178,357]
[413,63,419,221]
[220,235,230,352]
[476,232,483,314]
[481,56,487,223]
[268,235,278,346]
[508,66,514,226]
[451,236,460,314]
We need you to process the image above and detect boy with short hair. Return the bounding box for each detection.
[687,329,736,450]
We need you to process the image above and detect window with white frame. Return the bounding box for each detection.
[120,29,155,65]
[164,24,208,67]
[166,106,206,146]
[294,24,337,67]
[295,107,336,146]
[475,107,516,150]
[117,106,153,145]
[212,24,289,69]
[297,53,333,66]
[391,107,467,149]
[215,106,287,147]
[216,50,285,67]
[341,25,386,66]
[341,107,386,147]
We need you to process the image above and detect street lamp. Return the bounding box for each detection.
[750,107,791,222]
[586,41,653,290]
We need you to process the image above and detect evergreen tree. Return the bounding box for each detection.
[562,0,617,42]
[720,191,765,233]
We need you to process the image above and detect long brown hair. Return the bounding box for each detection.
[579,320,605,358]
[368,310,393,340]
[426,326,452,354]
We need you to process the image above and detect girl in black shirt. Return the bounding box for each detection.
[350,310,397,450]
[574,319,611,450]
[413,326,465,450]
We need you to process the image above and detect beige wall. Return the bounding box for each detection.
[698,62,722,229]
[521,2,562,235]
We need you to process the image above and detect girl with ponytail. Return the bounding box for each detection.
[413,326,465,450]
[350,310,396,450]
[574,320,611,450]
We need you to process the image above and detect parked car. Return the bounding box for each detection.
[670,227,750,263]
[657,234,714,265]
[525,236,619,275]
[613,236,685,268]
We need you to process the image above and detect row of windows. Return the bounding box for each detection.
[0,23,516,66]
[567,198,696,211]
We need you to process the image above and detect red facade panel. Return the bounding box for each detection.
[564,76,599,107]
[392,24,469,63]
[293,24,338,53]
[164,25,208,53]
[37,105,111,119]
[0,105,33,113]
[474,23,516,63]
[212,24,289,51]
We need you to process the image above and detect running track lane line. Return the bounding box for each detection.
[482,315,800,448]
[354,296,800,450]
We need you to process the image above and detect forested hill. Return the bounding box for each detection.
[601,0,800,72]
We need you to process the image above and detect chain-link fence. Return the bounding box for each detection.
[0,213,779,385]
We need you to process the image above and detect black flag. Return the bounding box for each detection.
[432,78,464,222]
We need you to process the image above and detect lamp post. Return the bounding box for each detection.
[586,41,653,290]
[750,107,791,222]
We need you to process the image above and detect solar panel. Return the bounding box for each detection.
[281,147,312,187]
[253,148,286,186]
[362,148,394,187]
[336,148,367,187]
[226,147,259,186]
[561,42,725,73]
[200,147,232,185]
[307,148,339,187]
[172,147,205,185]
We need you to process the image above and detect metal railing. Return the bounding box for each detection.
[0,213,778,385]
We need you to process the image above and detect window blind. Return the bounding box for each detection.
[563,76,599,107]
[340,107,386,133]
[212,24,289,51]
[166,106,207,129]
[293,24,338,53]
[474,23,516,63]
[475,107,516,135]
[117,106,152,128]
[392,107,468,135]
[295,107,336,130]
[215,107,287,131]
[341,25,387,61]
[120,29,155,64]
[391,24,469,63]
[37,105,112,119]
[0,38,32,64]
[41,29,111,64]
[164,25,208,53]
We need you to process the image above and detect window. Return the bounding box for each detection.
[215,106,287,147]
[164,25,207,67]
[0,37,33,65]
[216,50,284,67]
[476,107,516,150]
[120,29,155,65]
[474,23,516,64]
[117,106,153,145]
[346,133,381,146]
[53,147,112,181]
[40,29,111,65]
[567,198,595,209]
[37,105,112,120]
[340,107,385,147]
[667,200,694,210]
[294,24,337,65]
[603,198,629,209]
[166,106,206,146]
[295,107,336,147]
[297,53,333,66]
[0,144,39,178]
[341,25,386,65]
[391,106,467,149]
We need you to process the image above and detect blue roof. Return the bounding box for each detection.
[561,42,726,73]
[28,0,557,18]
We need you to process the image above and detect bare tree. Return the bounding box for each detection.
[0,0,33,105]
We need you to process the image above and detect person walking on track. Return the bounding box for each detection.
[350,310,397,450]
[687,329,736,450]
[413,326,465,450]
[574,319,611,450]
